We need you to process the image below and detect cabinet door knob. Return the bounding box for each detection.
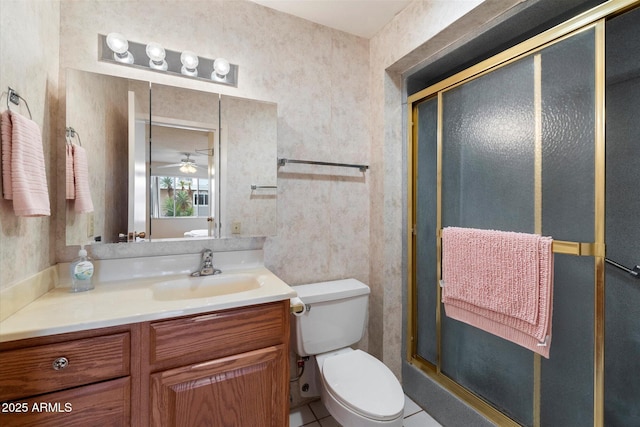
[52,357,69,370]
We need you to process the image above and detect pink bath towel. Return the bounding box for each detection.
[72,144,93,213]
[441,227,554,358]
[66,144,75,199]
[1,110,50,216]
[1,110,12,199]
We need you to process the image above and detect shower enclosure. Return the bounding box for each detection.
[406,1,639,426]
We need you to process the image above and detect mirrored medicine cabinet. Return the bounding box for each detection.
[65,69,277,246]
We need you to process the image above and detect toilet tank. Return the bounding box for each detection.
[291,279,370,356]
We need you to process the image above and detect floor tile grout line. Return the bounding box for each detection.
[404,408,423,418]
[308,403,321,421]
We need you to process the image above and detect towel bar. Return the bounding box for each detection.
[436,229,604,258]
[278,158,369,172]
[551,240,603,257]
[605,258,640,279]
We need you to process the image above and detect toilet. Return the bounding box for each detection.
[291,279,404,427]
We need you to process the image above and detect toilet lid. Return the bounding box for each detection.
[321,350,404,421]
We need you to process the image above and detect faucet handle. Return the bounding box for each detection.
[191,249,218,276]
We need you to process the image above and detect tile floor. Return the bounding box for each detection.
[289,394,442,427]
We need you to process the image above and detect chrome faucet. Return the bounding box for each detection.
[191,249,222,277]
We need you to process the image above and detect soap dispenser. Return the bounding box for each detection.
[70,245,94,292]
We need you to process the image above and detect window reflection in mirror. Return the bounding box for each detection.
[150,124,216,240]
[153,177,209,218]
[149,84,219,241]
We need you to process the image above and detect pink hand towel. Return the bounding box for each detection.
[66,144,75,199]
[2,110,50,216]
[1,110,13,199]
[441,227,554,358]
[72,145,93,213]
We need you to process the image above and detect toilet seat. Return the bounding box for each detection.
[320,350,404,421]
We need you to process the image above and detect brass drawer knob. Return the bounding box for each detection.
[52,357,69,370]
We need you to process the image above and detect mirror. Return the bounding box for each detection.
[219,95,278,238]
[148,83,219,241]
[65,69,149,245]
[65,69,277,245]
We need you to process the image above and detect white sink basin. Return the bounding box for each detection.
[152,273,263,301]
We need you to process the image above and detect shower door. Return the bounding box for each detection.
[407,2,640,426]
[429,28,596,427]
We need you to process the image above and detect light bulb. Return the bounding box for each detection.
[180,163,196,174]
[146,42,168,71]
[180,51,199,77]
[212,58,230,80]
[106,32,134,64]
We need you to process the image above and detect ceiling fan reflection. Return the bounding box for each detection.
[157,153,199,173]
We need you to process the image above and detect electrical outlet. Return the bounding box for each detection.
[231,221,241,234]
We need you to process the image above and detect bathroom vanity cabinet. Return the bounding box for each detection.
[0,300,290,426]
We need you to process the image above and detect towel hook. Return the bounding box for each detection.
[6,87,33,120]
[66,127,82,146]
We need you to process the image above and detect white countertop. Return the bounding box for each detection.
[0,251,296,343]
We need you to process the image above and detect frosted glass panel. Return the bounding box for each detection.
[539,29,595,427]
[415,98,439,364]
[440,57,535,426]
[540,256,594,426]
[442,59,535,231]
[541,31,595,242]
[441,317,533,424]
[605,7,640,426]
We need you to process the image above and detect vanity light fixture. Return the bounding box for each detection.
[98,33,239,87]
[180,51,199,77]
[146,42,168,71]
[105,32,134,64]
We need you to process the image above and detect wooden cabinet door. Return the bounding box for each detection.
[150,344,288,427]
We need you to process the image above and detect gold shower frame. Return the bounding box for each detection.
[406,1,639,426]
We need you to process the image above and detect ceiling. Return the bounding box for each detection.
[248,0,412,39]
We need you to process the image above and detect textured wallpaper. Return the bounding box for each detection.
[0,0,60,291]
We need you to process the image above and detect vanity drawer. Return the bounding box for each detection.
[0,333,130,401]
[0,377,130,427]
[149,301,287,366]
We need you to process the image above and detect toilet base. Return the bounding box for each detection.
[321,384,403,427]
[315,348,404,427]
